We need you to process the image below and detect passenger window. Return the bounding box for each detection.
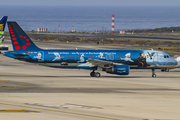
[50,55,51,57]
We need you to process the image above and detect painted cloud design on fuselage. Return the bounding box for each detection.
[121,53,134,62]
[34,52,42,59]
[52,52,62,61]
[78,54,85,63]
[98,52,105,59]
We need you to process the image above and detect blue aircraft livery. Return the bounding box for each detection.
[4,22,178,77]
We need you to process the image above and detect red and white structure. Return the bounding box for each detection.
[112,14,114,33]
[37,28,48,32]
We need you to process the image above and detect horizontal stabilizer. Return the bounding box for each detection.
[11,52,29,56]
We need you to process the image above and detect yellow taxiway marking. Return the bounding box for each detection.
[0,103,121,120]
[0,110,35,113]
[0,80,7,81]
[0,80,29,91]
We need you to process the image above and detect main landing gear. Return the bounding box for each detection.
[152,69,156,78]
[161,68,169,72]
[90,70,101,78]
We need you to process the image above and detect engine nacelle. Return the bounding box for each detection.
[105,64,129,75]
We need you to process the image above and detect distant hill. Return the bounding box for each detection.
[126,27,180,33]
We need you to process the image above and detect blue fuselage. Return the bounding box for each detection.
[4,49,178,70]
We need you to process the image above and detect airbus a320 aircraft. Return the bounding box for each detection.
[4,22,178,77]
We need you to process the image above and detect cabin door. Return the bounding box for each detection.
[153,52,158,62]
[38,51,44,62]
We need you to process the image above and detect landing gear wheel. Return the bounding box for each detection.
[152,69,157,78]
[90,72,95,77]
[152,74,156,78]
[95,72,101,78]
[161,69,165,72]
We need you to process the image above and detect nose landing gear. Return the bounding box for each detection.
[152,69,156,78]
[90,70,101,78]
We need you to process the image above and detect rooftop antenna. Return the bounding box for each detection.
[133,21,134,34]
[57,24,60,33]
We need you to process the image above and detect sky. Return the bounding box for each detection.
[1,0,180,6]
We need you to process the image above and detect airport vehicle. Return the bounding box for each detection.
[0,16,8,51]
[4,22,178,77]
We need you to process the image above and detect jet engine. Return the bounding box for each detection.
[105,64,129,75]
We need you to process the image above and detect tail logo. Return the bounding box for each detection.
[9,25,31,50]
[0,24,3,31]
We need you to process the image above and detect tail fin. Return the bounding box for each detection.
[7,21,41,51]
[0,16,8,44]
[0,16,7,31]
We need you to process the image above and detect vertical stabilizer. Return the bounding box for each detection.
[7,22,41,51]
[0,16,8,44]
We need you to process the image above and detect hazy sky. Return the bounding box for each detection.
[1,0,180,6]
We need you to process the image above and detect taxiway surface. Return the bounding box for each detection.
[0,39,180,120]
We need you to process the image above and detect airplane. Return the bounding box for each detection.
[0,16,8,51]
[4,21,178,78]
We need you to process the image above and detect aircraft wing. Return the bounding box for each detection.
[88,59,123,68]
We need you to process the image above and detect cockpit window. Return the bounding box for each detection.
[164,55,170,58]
